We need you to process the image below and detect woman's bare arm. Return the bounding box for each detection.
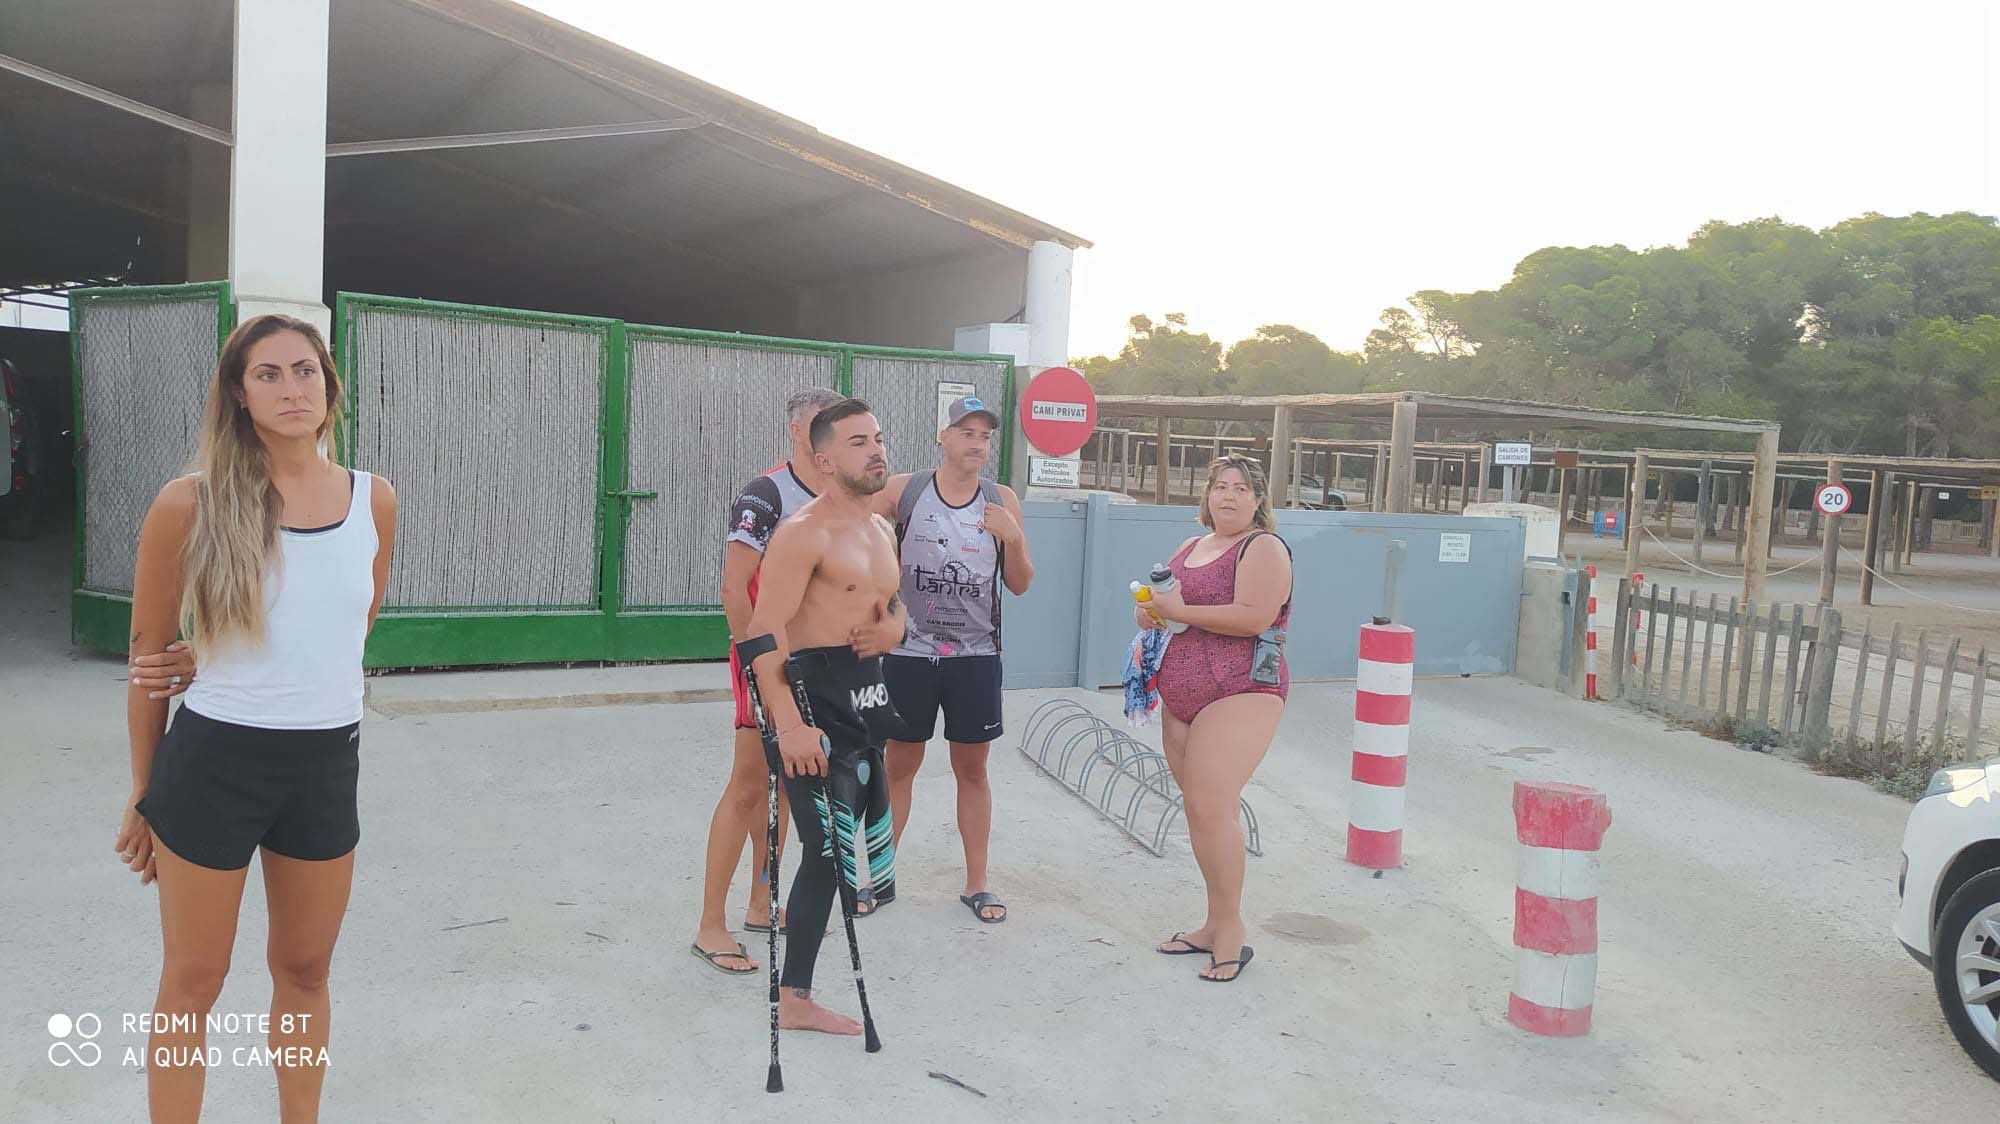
[127,478,195,797]
[368,474,399,633]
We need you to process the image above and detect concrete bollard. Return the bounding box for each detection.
[1347,622,1414,869]
[1508,781,1612,1037]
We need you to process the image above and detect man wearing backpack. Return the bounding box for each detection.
[870,395,1034,924]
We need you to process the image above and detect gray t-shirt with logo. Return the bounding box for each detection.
[893,475,1002,658]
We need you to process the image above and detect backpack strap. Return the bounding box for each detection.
[894,470,936,546]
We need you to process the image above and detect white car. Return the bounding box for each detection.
[1286,475,1350,510]
[1896,757,2000,1081]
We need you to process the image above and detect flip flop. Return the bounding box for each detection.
[1157,932,1211,956]
[689,941,758,975]
[743,917,787,935]
[1199,946,1255,982]
[959,891,1008,924]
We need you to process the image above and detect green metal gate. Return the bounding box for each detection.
[333,292,1014,668]
[69,282,234,650]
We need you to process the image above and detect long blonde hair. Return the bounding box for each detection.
[1198,453,1278,532]
[180,315,343,651]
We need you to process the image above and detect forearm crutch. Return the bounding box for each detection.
[735,659,787,1093]
[788,676,884,1054]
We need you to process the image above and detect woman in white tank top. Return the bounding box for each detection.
[116,314,398,1122]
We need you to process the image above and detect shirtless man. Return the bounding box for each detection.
[739,398,907,1035]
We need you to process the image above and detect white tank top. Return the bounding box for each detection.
[182,471,378,730]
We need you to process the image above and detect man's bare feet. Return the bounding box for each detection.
[778,989,862,1035]
[693,924,758,972]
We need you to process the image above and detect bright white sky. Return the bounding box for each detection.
[523,0,1997,361]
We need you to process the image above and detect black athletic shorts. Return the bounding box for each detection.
[135,706,361,871]
[880,654,1004,745]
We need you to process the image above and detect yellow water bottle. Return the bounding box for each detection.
[1131,581,1167,629]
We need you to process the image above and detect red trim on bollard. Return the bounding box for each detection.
[1507,994,1593,1038]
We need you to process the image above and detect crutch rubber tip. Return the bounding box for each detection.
[766,1065,783,1093]
[864,1027,881,1053]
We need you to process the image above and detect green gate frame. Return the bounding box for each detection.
[68,281,235,653]
[332,292,1016,668]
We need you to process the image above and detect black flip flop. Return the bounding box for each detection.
[1157,932,1211,956]
[1200,946,1254,982]
[689,941,758,976]
[743,920,786,935]
[959,891,1008,924]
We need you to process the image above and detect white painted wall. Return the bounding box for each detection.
[798,249,1027,349]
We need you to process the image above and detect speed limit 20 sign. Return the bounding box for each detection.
[1814,482,1853,516]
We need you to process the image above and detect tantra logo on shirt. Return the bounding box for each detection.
[850,683,890,711]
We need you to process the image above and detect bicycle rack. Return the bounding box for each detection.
[1018,698,1263,858]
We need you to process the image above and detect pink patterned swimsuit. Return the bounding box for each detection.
[1156,533,1291,724]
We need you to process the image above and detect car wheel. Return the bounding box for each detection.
[1933,867,2000,1081]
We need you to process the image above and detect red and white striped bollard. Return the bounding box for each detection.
[1583,565,1599,700]
[1347,621,1413,869]
[1508,780,1612,1037]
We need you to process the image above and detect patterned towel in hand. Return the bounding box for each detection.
[1122,626,1172,728]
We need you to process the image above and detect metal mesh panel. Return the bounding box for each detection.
[78,297,221,595]
[347,307,604,610]
[621,339,839,608]
[850,355,1010,484]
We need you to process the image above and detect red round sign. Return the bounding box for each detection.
[1018,366,1098,457]
[1814,483,1853,516]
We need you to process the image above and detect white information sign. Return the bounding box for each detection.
[1438,532,1472,563]
[1494,442,1532,466]
[1029,455,1081,488]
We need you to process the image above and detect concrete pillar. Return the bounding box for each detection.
[1386,398,1418,514]
[1818,460,1843,605]
[1372,443,1388,511]
[231,0,333,332]
[1475,444,1491,503]
[1269,405,1294,510]
[1742,429,1780,606]
[1462,455,1474,512]
[1154,416,1172,506]
[1987,497,2000,558]
[1661,471,1677,541]
[1006,239,1076,488]
[1917,485,1937,553]
[1624,453,1648,575]
[1861,470,1889,605]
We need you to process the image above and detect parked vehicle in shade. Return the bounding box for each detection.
[0,359,43,539]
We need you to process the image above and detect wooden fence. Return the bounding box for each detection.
[1607,579,1997,766]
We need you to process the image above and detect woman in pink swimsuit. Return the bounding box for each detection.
[1140,453,1293,983]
